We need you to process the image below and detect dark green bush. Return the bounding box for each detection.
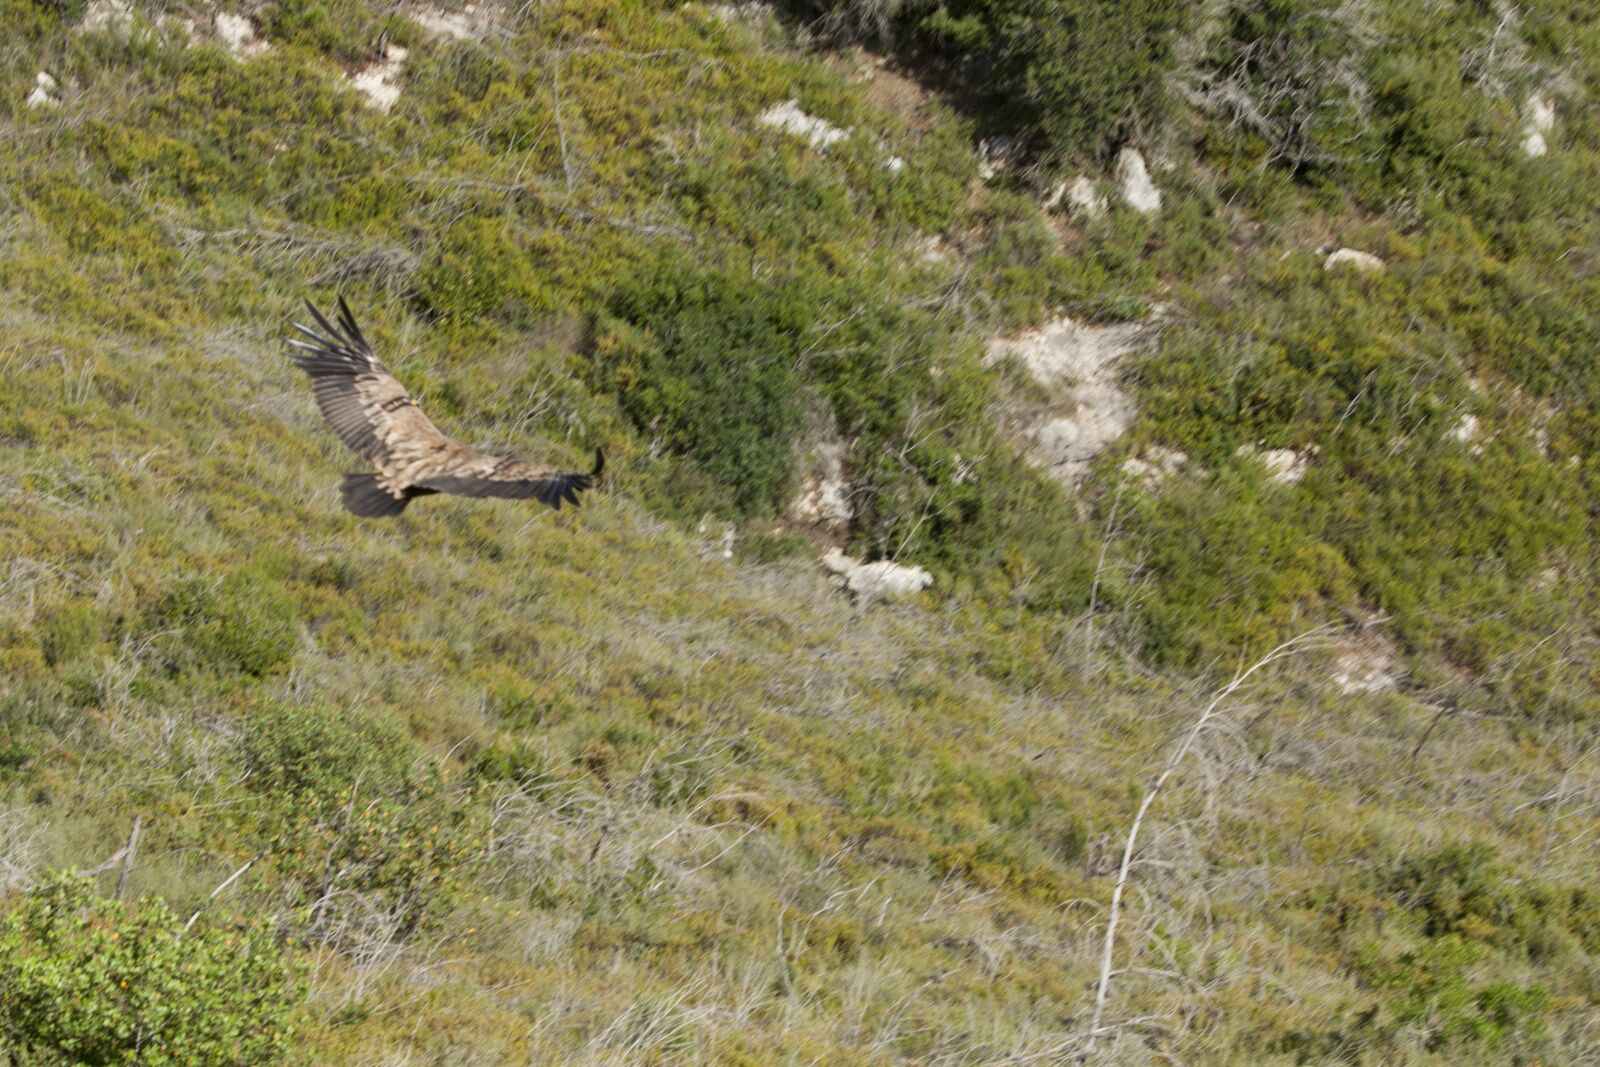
[990,0,1190,161]
[1198,0,1378,173]
[595,264,807,518]
[800,0,1191,162]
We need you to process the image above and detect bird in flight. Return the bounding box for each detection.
[288,297,603,518]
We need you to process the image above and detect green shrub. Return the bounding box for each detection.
[160,566,299,678]
[595,264,807,518]
[416,216,563,327]
[1366,936,1548,1053]
[235,705,478,942]
[991,0,1190,161]
[802,0,1190,162]
[0,875,303,1066]
[1198,0,1378,173]
[241,703,418,799]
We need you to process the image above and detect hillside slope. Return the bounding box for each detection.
[1,0,1597,1063]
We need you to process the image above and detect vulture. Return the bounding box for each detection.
[288,297,603,518]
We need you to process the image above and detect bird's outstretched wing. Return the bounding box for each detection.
[287,295,450,462]
[289,297,603,515]
[416,448,605,510]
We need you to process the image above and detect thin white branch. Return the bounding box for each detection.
[1081,626,1329,1060]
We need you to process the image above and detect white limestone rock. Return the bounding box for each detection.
[789,441,853,529]
[1056,175,1107,219]
[410,3,494,41]
[1323,247,1385,273]
[1121,446,1187,488]
[759,99,850,149]
[977,134,1024,180]
[707,1,776,28]
[1115,148,1161,214]
[25,71,58,109]
[916,234,951,264]
[216,12,269,58]
[1237,444,1314,484]
[821,549,932,602]
[1262,448,1309,483]
[79,0,134,36]
[1522,94,1555,157]
[988,315,1158,486]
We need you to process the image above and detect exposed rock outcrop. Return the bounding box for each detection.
[988,314,1160,486]
[215,12,270,58]
[25,72,58,109]
[1115,149,1161,214]
[1522,94,1555,157]
[759,99,850,149]
[1236,444,1314,484]
[978,135,1025,180]
[350,45,409,111]
[1046,175,1107,220]
[79,0,134,35]
[707,1,777,28]
[789,441,853,530]
[822,549,932,602]
[410,3,495,40]
[1121,446,1187,488]
[1323,247,1384,273]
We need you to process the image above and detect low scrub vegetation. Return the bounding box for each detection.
[0,0,1596,1062]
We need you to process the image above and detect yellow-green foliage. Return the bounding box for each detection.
[0,875,303,1065]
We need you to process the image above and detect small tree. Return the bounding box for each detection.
[0,875,303,1066]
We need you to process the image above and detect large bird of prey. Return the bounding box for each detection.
[288,297,602,518]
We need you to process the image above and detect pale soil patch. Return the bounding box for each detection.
[349,45,409,112]
[1331,630,1403,694]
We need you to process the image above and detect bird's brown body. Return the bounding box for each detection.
[288,298,602,517]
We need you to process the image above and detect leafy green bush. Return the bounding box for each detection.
[416,216,562,328]
[595,263,807,518]
[1197,0,1378,173]
[241,702,418,799]
[0,875,303,1066]
[235,704,479,942]
[1366,936,1549,1053]
[989,0,1190,161]
[159,565,299,678]
[802,0,1190,161]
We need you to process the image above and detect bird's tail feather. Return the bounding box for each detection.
[341,474,410,518]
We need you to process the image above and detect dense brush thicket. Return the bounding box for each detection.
[1,0,1598,1062]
